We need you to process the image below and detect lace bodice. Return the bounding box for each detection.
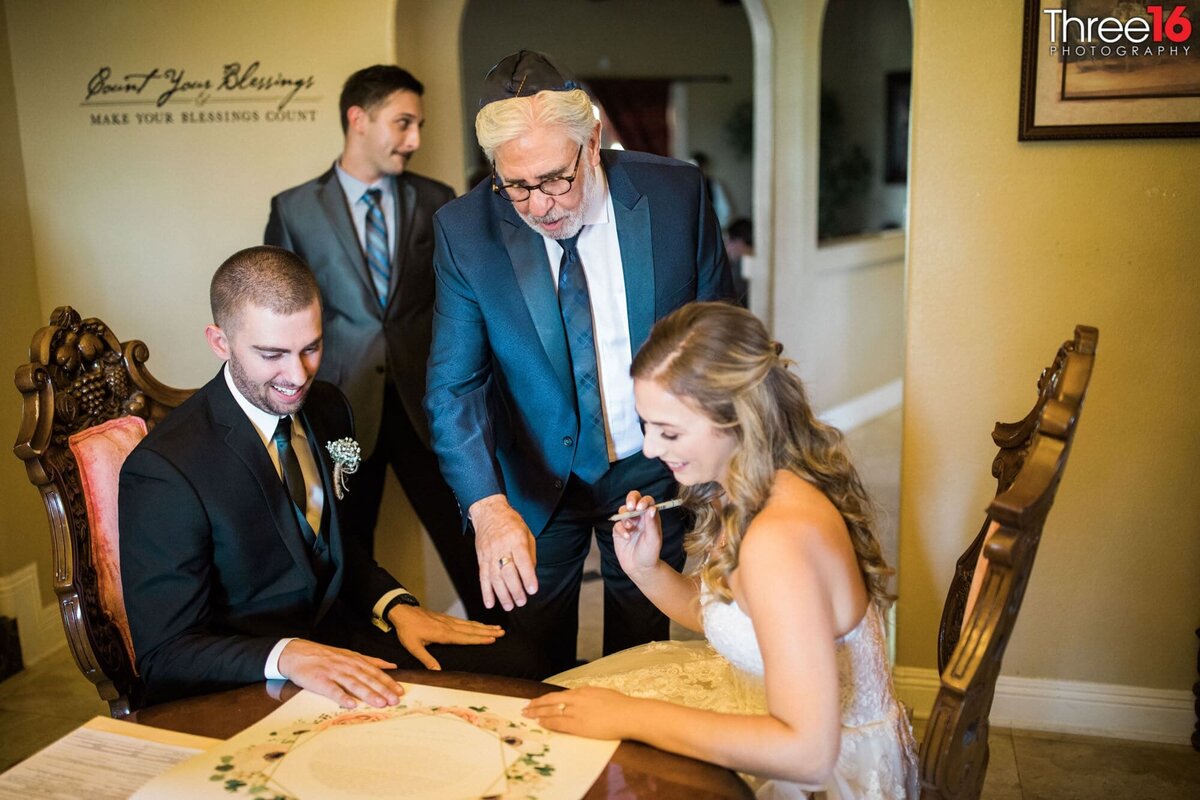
[703,593,901,730]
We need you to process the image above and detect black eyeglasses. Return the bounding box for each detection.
[492,145,583,202]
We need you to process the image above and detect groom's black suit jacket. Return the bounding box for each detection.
[118,371,404,705]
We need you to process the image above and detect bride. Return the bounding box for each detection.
[523,303,918,799]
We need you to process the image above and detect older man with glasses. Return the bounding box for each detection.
[425,50,733,674]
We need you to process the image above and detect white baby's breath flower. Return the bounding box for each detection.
[325,438,361,499]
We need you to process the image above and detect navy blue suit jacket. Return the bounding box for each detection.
[425,149,733,537]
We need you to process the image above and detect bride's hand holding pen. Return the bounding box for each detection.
[612,491,668,578]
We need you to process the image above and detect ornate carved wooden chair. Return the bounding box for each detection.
[919,325,1098,799]
[13,307,191,716]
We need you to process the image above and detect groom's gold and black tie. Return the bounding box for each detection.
[273,416,307,520]
[273,416,333,580]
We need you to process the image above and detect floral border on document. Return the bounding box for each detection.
[208,702,555,799]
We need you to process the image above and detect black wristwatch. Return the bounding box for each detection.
[380,592,421,621]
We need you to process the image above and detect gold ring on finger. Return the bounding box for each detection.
[498,555,514,568]
[557,702,567,715]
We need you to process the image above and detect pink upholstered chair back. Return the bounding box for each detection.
[67,415,148,668]
[13,307,191,716]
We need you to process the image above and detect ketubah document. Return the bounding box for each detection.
[134,683,620,800]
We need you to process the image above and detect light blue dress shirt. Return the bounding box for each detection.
[334,161,398,261]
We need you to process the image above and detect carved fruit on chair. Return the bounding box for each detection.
[55,339,80,372]
[78,331,104,361]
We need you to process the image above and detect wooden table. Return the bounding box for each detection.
[131,670,753,799]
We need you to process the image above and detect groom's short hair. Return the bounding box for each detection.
[210,245,320,331]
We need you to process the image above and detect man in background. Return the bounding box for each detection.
[265,65,484,620]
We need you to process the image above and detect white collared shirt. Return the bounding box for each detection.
[223,366,319,680]
[540,171,643,462]
[222,366,413,678]
[223,366,324,534]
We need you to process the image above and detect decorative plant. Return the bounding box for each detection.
[725,99,754,160]
[818,89,872,240]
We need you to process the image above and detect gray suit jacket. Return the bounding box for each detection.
[265,165,454,454]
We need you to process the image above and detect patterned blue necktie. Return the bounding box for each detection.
[363,188,390,307]
[557,231,609,483]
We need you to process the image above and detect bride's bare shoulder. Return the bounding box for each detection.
[745,471,844,541]
[736,472,868,634]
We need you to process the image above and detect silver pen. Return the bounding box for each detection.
[608,497,684,522]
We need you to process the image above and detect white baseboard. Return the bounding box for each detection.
[0,563,67,667]
[818,379,903,433]
[893,665,1196,746]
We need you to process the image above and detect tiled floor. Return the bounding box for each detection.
[910,718,1200,799]
[4,410,1199,797]
[0,646,108,773]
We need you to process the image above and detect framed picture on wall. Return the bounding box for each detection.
[1019,0,1200,140]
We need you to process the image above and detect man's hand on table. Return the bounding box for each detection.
[277,639,404,709]
[388,604,505,670]
[469,494,538,611]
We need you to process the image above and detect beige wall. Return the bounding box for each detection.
[5,0,395,389]
[898,1,1200,690]
[394,0,468,198]
[763,0,907,413]
[2,0,439,604]
[0,2,56,605]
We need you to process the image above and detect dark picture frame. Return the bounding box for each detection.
[884,71,910,183]
[1019,0,1200,140]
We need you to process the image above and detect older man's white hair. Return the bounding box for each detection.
[475,88,597,163]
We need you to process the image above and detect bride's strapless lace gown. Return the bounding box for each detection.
[552,589,919,799]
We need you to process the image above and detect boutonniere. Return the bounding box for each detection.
[325,438,362,499]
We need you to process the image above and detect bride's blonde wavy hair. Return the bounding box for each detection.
[631,302,894,607]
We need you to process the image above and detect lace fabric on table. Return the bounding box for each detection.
[551,585,919,799]
[553,638,767,715]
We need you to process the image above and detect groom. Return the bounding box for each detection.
[119,246,540,707]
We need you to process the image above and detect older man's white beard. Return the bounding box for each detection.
[520,161,602,240]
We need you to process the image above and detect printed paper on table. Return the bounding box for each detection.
[133,683,619,800]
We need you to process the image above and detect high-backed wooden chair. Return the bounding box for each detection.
[13,307,191,716]
[919,325,1098,799]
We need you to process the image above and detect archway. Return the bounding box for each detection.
[457,0,772,313]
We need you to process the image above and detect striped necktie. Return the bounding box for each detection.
[363,188,390,307]
[557,231,609,483]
